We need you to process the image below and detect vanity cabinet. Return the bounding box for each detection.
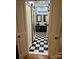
[35,25,47,32]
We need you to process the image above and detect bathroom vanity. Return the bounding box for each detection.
[35,23,47,32]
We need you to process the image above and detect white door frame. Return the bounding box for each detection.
[16,0,62,59]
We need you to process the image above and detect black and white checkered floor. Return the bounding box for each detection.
[29,32,48,55]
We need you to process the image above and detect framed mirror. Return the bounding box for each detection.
[36,15,42,22]
[43,15,47,22]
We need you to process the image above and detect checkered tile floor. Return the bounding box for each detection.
[29,32,48,55]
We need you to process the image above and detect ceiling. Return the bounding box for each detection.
[27,1,50,15]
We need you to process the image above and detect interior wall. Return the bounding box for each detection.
[32,11,36,37]
[33,13,36,25]
[32,8,36,27]
[25,3,32,50]
[46,14,49,25]
[47,12,50,36]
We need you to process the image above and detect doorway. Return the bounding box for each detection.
[16,0,62,58]
[25,1,50,55]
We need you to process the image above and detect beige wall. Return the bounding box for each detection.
[32,12,36,26]
[45,12,50,35]
[25,3,32,50]
[32,11,36,39]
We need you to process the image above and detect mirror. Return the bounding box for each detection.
[36,15,42,22]
[43,15,47,22]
